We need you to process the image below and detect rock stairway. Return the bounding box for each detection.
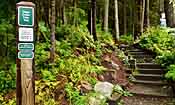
[124,47,173,97]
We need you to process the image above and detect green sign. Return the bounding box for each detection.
[18,6,34,27]
[18,51,34,59]
[18,43,34,50]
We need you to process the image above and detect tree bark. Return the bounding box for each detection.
[104,0,109,32]
[114,0,119,42]
[92,0,97,41]
[124,0,127,35]
[141,0,145,33]
[88,0,92,35]
[50,0,56,63]
[145,0,150,28]
[134,0,144,40]
[164,0,175,27]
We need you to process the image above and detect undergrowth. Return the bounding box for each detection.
[138,27,175,81]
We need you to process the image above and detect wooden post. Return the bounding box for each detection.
[16,2,35,105]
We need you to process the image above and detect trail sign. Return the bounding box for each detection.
[18,51,34,59]
[18,43,34,50]
[16,2,35,105]
[18,6,34,27]
[19,27,33,42]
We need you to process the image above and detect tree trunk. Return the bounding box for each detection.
[134,0,144,40]
[124,0,127,35]
[88,0,92,35]
[50,0,56,63]
[73,0,77,25]
[92,0,97,41]
[114,0,119,42]
[141,0,145,33]
[62,0,67,24]
[145,0,150,28]
[164,0,175,27]
[104,0,109,32]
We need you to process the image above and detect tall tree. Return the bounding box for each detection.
[50,0,56,63]
[123,0,127,35]
[114,0,119,41]
[164,0,175,27]
[145,0,150,28]
[134,0,145,39]
[104,0,109,32]
[92,0,97,41]
[141,0,145,33]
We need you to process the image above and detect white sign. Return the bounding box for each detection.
[19,27,33,42]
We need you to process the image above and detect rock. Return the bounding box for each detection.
[94,82,114,97]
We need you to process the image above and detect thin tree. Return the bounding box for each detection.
[145,0,150,28]
[92,0,97,41]
[104,0,109,32]
[141,0,145,33]
[50,0,56,63]
[114,0,119,42]
[124,0,127,35]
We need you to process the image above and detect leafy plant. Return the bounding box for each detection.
[165,65,175,80]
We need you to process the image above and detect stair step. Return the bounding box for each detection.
[126,68,164,74]
[128,84,173,97]
[128,49,145,52]
[133,74,163,81]
[131,80,168,85]
[131,55,153,59]
[128,51,150,55]
[136,63,162,69]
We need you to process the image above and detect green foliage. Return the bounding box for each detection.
[120,34,134,44]
[113,85,132,97]
[0,64,16,94]
[156,51,175,67]
[0,94,16,105]
[35,80,60,105]
[65,82,88,105]
[138,27,175,80]
[165,65,175,80]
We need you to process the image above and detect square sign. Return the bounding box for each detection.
[19,27,33,42]
[18,6,34,27]
[18,43,34,50]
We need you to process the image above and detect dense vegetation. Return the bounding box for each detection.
[138,27,175,80]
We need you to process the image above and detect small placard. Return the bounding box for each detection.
[19,27,33,42]
[18,50,34,59]
[18,43,34,50]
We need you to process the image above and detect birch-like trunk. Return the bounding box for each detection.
[114,0,119,41]
[104,0,109,32]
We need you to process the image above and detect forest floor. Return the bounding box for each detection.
[122,95,175,105]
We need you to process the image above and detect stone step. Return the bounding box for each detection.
[131,79,168,85]
[135,58,154,63]
[131,55,153,59]
[128,84,173,97]
[128,51,150,55]
[128,49,145,52]
[133,74,164,81]
[136,63,162,69]
[126,68,164,74]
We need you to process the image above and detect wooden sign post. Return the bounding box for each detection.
[16,2,35,105]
